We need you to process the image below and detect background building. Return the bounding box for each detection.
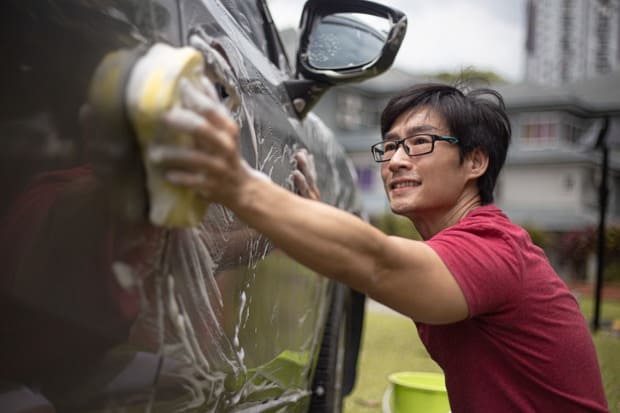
[525,0,620,85]
[279,3,620,281]
[495,72,620,233]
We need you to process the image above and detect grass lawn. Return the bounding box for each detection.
[344,297,620,413]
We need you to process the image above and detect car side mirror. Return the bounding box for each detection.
[284,0,407,117]
[306,13,391,71]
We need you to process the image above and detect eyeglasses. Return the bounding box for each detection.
[370,134,459,162]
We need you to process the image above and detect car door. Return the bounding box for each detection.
[134,0,361,411]
[0,1,189,412]
[1,0,405,411]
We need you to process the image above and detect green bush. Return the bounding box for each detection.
[605,259,620,283]
[522,224,552,250]
[525,225,620,283]
[370,217,620,283]
[370,213,421,240]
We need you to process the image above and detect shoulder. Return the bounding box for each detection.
[429,205,526,252]
[425,205,529,316]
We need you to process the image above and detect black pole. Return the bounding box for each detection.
[592,117,609,331]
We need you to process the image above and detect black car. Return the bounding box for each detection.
[0,1,406,411]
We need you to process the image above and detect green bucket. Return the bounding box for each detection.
[386,371,450,413]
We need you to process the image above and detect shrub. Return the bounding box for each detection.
[522,224,552,250]
[370,213,421,240]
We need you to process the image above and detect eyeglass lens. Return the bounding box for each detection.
[376,135,434,160]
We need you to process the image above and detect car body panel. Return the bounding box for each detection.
[0,0,395,411]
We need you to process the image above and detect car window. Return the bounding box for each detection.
[219,0,268,56]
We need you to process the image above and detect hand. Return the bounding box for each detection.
[293,148,320,201]
[148,87,248,205]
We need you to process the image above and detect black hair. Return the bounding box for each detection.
[380,83,511,205]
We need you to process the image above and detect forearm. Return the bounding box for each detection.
[156,97,469,323]
[228,175,387,294]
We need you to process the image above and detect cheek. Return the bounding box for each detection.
[424,164,464,195]
[380,165,390,185]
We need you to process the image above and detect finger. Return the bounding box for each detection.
[164,154,234,196]
[162,107,236,155]
[165,170,207,187]
[163,106,207,135]
[194,119,240,160]
[306,153,317,179]
[295,150,318,188]
[180,77,222,115]
[192,76,220,101]
[147,145,211,171]
[203,106,238,137]
[294,150,309,173]
[292,170,310,197]
[164,154,231,189]
[179,79,238,135]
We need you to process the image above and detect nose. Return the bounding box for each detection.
[386,145,411,171]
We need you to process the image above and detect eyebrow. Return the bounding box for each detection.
[383,125,438,141]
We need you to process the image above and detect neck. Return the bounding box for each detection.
[410,195,483,240]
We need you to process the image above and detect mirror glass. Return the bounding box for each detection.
[307,13,390,70]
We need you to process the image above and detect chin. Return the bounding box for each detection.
[389,201,417,217]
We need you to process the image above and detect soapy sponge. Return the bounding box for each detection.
[125,43,210,227]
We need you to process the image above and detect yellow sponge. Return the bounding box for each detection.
[126,43,209,227]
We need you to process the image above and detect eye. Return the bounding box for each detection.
[410,136,431,145]
[383,141,397,152]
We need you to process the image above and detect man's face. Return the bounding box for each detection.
[380,106,468,220]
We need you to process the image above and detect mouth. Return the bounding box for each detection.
[389,179,421,191]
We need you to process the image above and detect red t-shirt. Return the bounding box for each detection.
[423,205,608,412]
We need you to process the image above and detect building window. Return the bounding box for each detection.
[517,112,592,148]
[561,114,587,145]
[519,113,559,147]
[355,165,374,191]
[595,4,611,73]
[335,91,382,130]
[521,122,557,143]
[563,123,583,144]
[336,93,363,130]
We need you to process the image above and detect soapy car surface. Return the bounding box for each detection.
[0,0,406,411]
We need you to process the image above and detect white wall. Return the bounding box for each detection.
[501,164,583,210]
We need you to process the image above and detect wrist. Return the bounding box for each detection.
[241,159,271,183]
[228,160,272,213]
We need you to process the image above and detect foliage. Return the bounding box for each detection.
[557,226,620,282]
[433,67,506,85]
[371,218,620,281]
[606,227,620,257]
[370,213,421,240]
[522,224,552,250]
[558,227,598,263]
[604,227,620,283]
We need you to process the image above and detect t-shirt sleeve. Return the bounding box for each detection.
[425,224,523,317]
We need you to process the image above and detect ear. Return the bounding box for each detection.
[465,148,489,179]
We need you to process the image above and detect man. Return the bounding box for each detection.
[153,83,609,412]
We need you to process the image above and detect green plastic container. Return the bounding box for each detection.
[387,371,450,413]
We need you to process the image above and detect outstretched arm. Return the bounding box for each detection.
[150,102,468,324]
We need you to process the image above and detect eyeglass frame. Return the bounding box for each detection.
[370,134,460,163]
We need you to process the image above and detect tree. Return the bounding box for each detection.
[432,67,506,85]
